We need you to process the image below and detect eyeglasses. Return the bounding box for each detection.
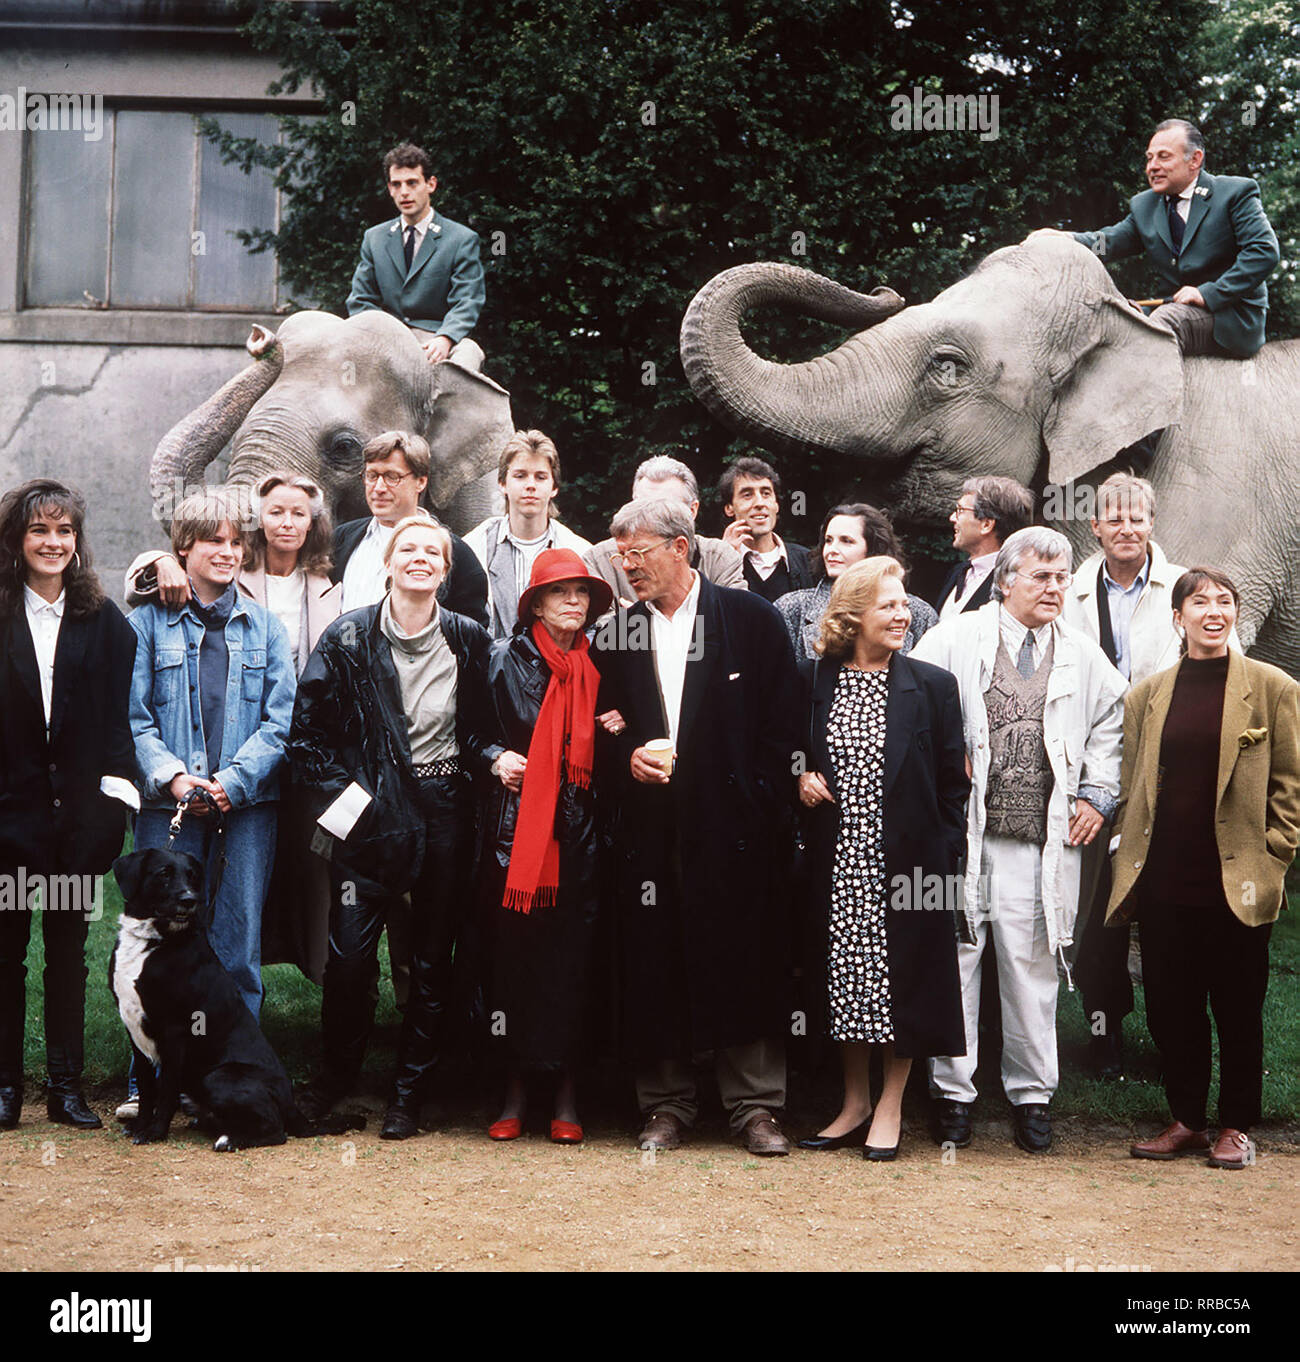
[609,540,671,569]
[363,469,414,488]
[1017,570,1072,588]
[952,502,977,517]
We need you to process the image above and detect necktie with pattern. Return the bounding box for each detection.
[1017,630,1037,678]
[1166,195,1185,255]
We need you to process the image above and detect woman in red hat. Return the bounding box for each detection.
[482,548,619,1143]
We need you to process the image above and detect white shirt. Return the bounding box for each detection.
[745,535,789,582]
[264,568,307,670]
[646,571,702,751]
[997,605,1051,673]
[400,209,440,272]
[24,585,64,728]
[1168,182,1194,224]
[341,518,392,612]
[941,550,997,621]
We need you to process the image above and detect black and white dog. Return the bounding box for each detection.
[109,847,364,1151]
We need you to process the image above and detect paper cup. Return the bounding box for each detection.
[644,739,675,777]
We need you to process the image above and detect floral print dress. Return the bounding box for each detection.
[825,666,894,1043]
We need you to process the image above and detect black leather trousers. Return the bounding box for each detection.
[320,774,475,1099]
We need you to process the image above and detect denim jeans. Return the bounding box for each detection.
[133,803,277,1019]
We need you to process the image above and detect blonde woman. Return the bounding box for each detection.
[290,514,497,1139]
[796,558,969,1160]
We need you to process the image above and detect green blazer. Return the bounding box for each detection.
[1073,169,1279,357]
[346,212,485,342]
[1108,650,1300,928]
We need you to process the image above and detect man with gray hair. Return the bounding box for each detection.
[583,454,745,610]
[594,498,800,1157]
[935,476,1035,620]
[914,526,1126,1152]
[1060,119,1279,359]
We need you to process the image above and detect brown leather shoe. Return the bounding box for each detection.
[740,1113,791,1157]
[1207,1128,1253,1170]
[1130,1121,1211,1160]
[637,1111,686,1151]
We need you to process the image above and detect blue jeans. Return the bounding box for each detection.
[133,804,277,1019]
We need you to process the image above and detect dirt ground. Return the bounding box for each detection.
[1,1099,1296,1273]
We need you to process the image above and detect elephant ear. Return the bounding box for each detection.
[1042,297,1184,487]
[420,360,515,510]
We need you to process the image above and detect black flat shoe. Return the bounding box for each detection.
[47,1091,103,1129]
[863,1140,900,1162]
[797,1117,871,1151]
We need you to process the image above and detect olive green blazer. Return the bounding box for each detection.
[1108,650,1300,926]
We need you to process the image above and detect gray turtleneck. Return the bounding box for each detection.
[379,597,459,763]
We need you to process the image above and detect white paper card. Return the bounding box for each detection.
[317,781,372,840]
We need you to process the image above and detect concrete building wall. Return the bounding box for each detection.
[0,21,318,598]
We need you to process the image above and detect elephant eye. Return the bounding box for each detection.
[323,431,364,470]
[927,349,969,390]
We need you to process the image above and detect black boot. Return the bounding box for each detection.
[46,1078,103,1129]
[0,1085,21,1130]
[379,1099,420,1141]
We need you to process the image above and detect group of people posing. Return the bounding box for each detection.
[1,429,1295,1176]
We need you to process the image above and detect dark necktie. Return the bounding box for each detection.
[1166,195,1185,255]
[403,224,416,272]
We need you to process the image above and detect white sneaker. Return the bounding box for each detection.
[115,1096,139,1121]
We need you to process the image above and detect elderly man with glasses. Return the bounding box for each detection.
[913,527,1126,1153]
[594,497,800,1157]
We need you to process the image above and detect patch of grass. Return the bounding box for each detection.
[19,845,400,1090]
[15,856,1300,1127]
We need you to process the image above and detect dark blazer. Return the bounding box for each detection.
[0,599,138,874]
[331,518,489,628]
[346,213,485,342]
[595,576,801,1059]
[1072,169,1280,357]
[743,540,817,604]
[800,651,969,1058]
[934,560,994,616]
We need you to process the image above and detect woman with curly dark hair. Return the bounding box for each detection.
[774,503,937,664]
[0,479,138,1130]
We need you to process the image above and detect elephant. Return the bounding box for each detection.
[149,308,514,535]
[680,233,1300,674]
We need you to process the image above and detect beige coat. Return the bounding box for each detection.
[1108,650,1300,927]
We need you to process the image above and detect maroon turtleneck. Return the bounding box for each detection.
[1145,653,1230,906]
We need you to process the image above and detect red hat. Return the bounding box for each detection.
[515,548,614,632]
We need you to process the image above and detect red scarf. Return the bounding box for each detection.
[503,620,600,912]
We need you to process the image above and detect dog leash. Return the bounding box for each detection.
[166,787,228,916]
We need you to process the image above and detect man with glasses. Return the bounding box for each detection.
[934,476,1034,621]
[595,497,800,1157]
[915,527,1125,1152]
[583,455,745,613]
[334,430,488,624]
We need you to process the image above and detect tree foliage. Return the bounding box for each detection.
[211,0,1294,551]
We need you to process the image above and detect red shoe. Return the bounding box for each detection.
[550,1119,584,1144]
[488,1117,523,1141]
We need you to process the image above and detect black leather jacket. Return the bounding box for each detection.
[480,629,602,895]
[289,602,500,891]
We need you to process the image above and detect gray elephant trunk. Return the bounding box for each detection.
[150,326,284,524]
[679,262,906,451]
